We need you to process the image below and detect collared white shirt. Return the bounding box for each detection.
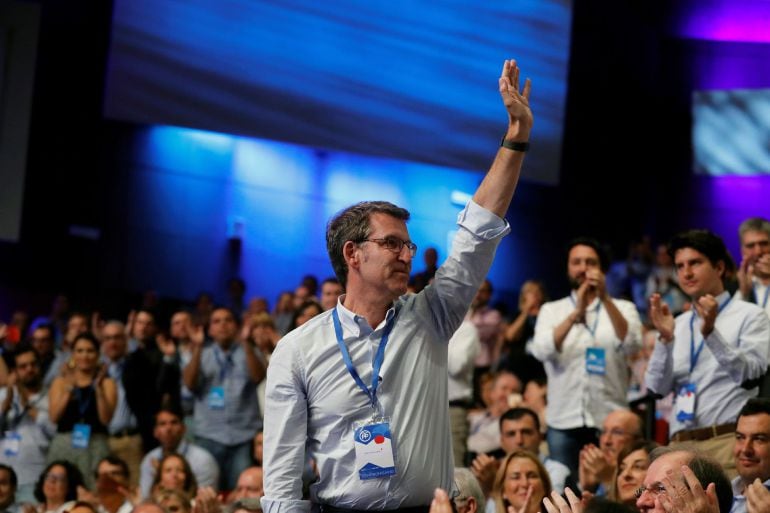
[0,387,55,487]
[645,292,770,435]
[262,201,509,513]
[448,319,479,403]
[531,293,642,429]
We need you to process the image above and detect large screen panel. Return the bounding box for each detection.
[693,89,770,176]
[104,0,572,184]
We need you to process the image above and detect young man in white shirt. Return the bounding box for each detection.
[646,229,770,475]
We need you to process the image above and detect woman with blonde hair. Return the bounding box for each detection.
[491,450,552,513]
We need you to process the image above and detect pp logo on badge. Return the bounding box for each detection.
[359,429,372,443]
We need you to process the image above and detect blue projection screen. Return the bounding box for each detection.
[693,89,770,176]
[104,0,572,185]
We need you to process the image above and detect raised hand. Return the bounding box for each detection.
[746,477,770,513]
[498,60,533,136]
[430,488,453,513]
[508,485,534,513]
[579,444,612,491]
[585,269,607,300]
[471,453,500,496]
[190,324,206,348]
[755,254,770,280]
[737,258,755,298]
[649,294,675,342]
[156,333,177,357]
[693,294,718,337]
[543,488,583,513]
[125,310,136,338]
[91,312,104,340]
[192,486,222,513]
[1,371,15,413]
[657,465,719,513]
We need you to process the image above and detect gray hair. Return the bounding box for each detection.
[739,217,770,240]
[454,467,486,513]
[326,201,410,288]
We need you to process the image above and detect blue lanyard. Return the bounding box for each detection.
[689,296,731,373]
[74,385,94,421]
[756,284,770,308]
[332,308,396,409]
[213,345,234,382]
[569,296,602,338]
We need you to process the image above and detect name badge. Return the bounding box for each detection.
[208,386,226,410]
[2,431,21,457]
[585,347,606,375]
[354,420,396,480]
[676,383,697,423]
[72,423,91,449]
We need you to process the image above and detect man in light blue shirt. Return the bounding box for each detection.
[0,346,55,504]
[263,59,533,513]
[731,398,770,513]
[184,307,266,491]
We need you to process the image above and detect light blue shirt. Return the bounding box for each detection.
[730,476,770,513]
[105,358,138,434]
[543,456,571,494]
[262,200,509,513]
[189,342,262,445]
[645,292,770,434]
[0,387,55,487]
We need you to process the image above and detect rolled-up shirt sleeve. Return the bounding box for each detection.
[705,309,770,384]
[531,302,560,362]
[644,338,675,397]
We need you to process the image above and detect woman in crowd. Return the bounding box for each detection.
[33,461,85,513]
[151,453,198,499]
[288,301,323,331]
[492,450,552,513]
[609,440,658,506]
[47,332,117,489]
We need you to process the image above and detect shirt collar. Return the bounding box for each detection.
[733,475,770,497]
[336,295,397,338]
[569,290,601,309]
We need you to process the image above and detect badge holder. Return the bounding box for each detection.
[353,414,396,480]
[2,431,21,457]
[72,423,91,449]
[208,386,226,410]
[585,347,606,375]
[676,383,697,424]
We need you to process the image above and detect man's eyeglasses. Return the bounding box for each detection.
[635,483,667,499]
[359,237,417,257]
[599,428,633,439]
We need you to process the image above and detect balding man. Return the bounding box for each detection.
[636,447,732,513]
[579,409,642,494]
[100,321,181,486]
[230,467,264,502]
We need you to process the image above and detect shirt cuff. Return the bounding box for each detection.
[261,498,311,513]
[456,200,511,240]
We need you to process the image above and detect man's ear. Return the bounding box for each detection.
[343,241,360,270]
[466,496,477,513]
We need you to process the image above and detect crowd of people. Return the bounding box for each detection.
[2,60,770,513]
